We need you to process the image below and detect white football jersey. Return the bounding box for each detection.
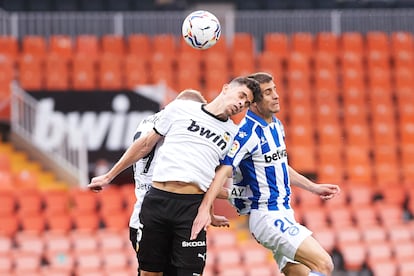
[153,99,238,192]
[129,111,163,228]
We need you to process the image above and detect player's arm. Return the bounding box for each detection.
[288,166,340,200]
[191,165,233,239]
[88,129,162,191]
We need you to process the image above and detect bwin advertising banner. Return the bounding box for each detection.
[29,90,160,180]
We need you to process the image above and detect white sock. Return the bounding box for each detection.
[309,272,326,276]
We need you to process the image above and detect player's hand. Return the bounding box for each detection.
[191,207,211,240]
[88,174,111,193]
[211,214,229,227]
[314,184,341,200]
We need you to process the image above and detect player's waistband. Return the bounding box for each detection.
[149,186,204,200]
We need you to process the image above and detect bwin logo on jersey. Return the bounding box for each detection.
[187,120,229,150]
[264,149,287,163]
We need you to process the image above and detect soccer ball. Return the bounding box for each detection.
[181,10,221,50]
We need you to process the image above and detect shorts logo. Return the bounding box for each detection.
[198,253,206,262]
[288,226,299,236]
[181,241,206,247]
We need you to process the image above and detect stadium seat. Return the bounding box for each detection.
[49,35,73,59]
[17,53,44,91]
[44,53,70,90]
[344,123,370,148]
[214,247,242,272]
[101,34,125,57]
[392,242,414,262]
[22,35,47,58]
[386,224,412,243]
[15,231,45,255]
[263,32,289,59]
[371,121,398,147]
[0,214,19,237]
[316,32,338,56]
[71,211,100,232]
[0,254,12,275]
[256,51,284,83]
[376,203,405,227]
[16,187,43,215]
[43,231,72,254]
[208,228,238,249]
[0,188,15,215]
[19,212,46,234]
[365,241,393,268]
[152,34,177,60]
[391,31,414,53]
[124,55,149,89]
[127,34,152,60]
[340,32,364,54]
[360,225,387,244]
[342,103,367,128]
[317,123,343,147]
[312,227,336,253]
[102,249,129,272]
[97,54,123,90]
[287,145,316,173]
[230,51,256,77]
[369,260,398,276]
[344,147,373,185]
[0,35,18,60]
[301,206,329,230]
[291,32,314,57]
[71,54,97,90]
[352,205,379,227]
[337,241,366,271]
[45,212,73,233]
[75,35,100,60]
[327,207,354,229]
[366,31,390,54]
[13,251,42,274]
[232,32,255,55]
[399,260,414,276]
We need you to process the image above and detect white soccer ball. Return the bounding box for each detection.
[181,10,221,50]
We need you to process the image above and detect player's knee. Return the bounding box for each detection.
[315,255,334,275]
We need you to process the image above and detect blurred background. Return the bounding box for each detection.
[0,0,414,275]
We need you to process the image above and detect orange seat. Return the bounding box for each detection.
[316,32,338,56]
[22,35,47,58]
[71,231,99,253]
[0,188,16,216]
[256,51,283,83]
[352,205,379,227]
[327,207,354,229]
[341,32,364,54]
[124,55,149,88]
[0,255,12,275]
[345,123,370,148]
[386,224,412,243]
[127,34,151,60]
[367,67,391,90]
[263,32,289,59]
[75,35,100,60]
[375,203,405,227]
[232,32,254,55]
[0,35,18,60]
[13,251,42,274]
[102,250,129,271]
[391,31,414,53]
[49,35,73,59]
[291,32,314,57]
[97,54,123,90]
[347,185,374,207]
[344,147,373,185]
[337,241,366,271]
[0,214,18,237]
[152,34,177,60]
[301,206,328,230]
[366,31,390,54]
[365,241,393,268]
[17,53,44,90]
[360,225,387,244]
[230,51,255,77]
[392,242,414,262]
[316,123,343,147]
[398,260,414,276]
[44,232,72,253]
[16,187,43,215]
[71,54,97,90]
[214,247,242,272]
[312,227,336,253]
[70,188,99,213]
[43,189,70,215]
[19,212,46,234]
[44,53,70,90]
[369,260,398,276]
[101,34,125,57]
[46,212,73,233]
[371,121,397,146]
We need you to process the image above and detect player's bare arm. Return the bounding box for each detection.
[191,165,232,239]
[88,129,162,192]
[288,166,340,200]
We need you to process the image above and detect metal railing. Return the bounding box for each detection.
[1,8,414,49]
[10,82,89,187]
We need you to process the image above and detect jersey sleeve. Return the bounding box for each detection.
[223,126,257,168]
[153,101,179,136]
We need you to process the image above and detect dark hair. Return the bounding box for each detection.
[230,76,261,103]
[246,72,273,84]
[246,72,274,102]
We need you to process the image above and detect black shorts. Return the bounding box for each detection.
[138,187,207,275]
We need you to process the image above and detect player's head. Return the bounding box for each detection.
[246,72,280,116]
[176,89,207,103]
[218,76,261,116]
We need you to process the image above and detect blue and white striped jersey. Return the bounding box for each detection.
[224,109,291,214]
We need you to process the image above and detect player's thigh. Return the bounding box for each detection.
[294,235,332,271]
[282,262,311,276]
